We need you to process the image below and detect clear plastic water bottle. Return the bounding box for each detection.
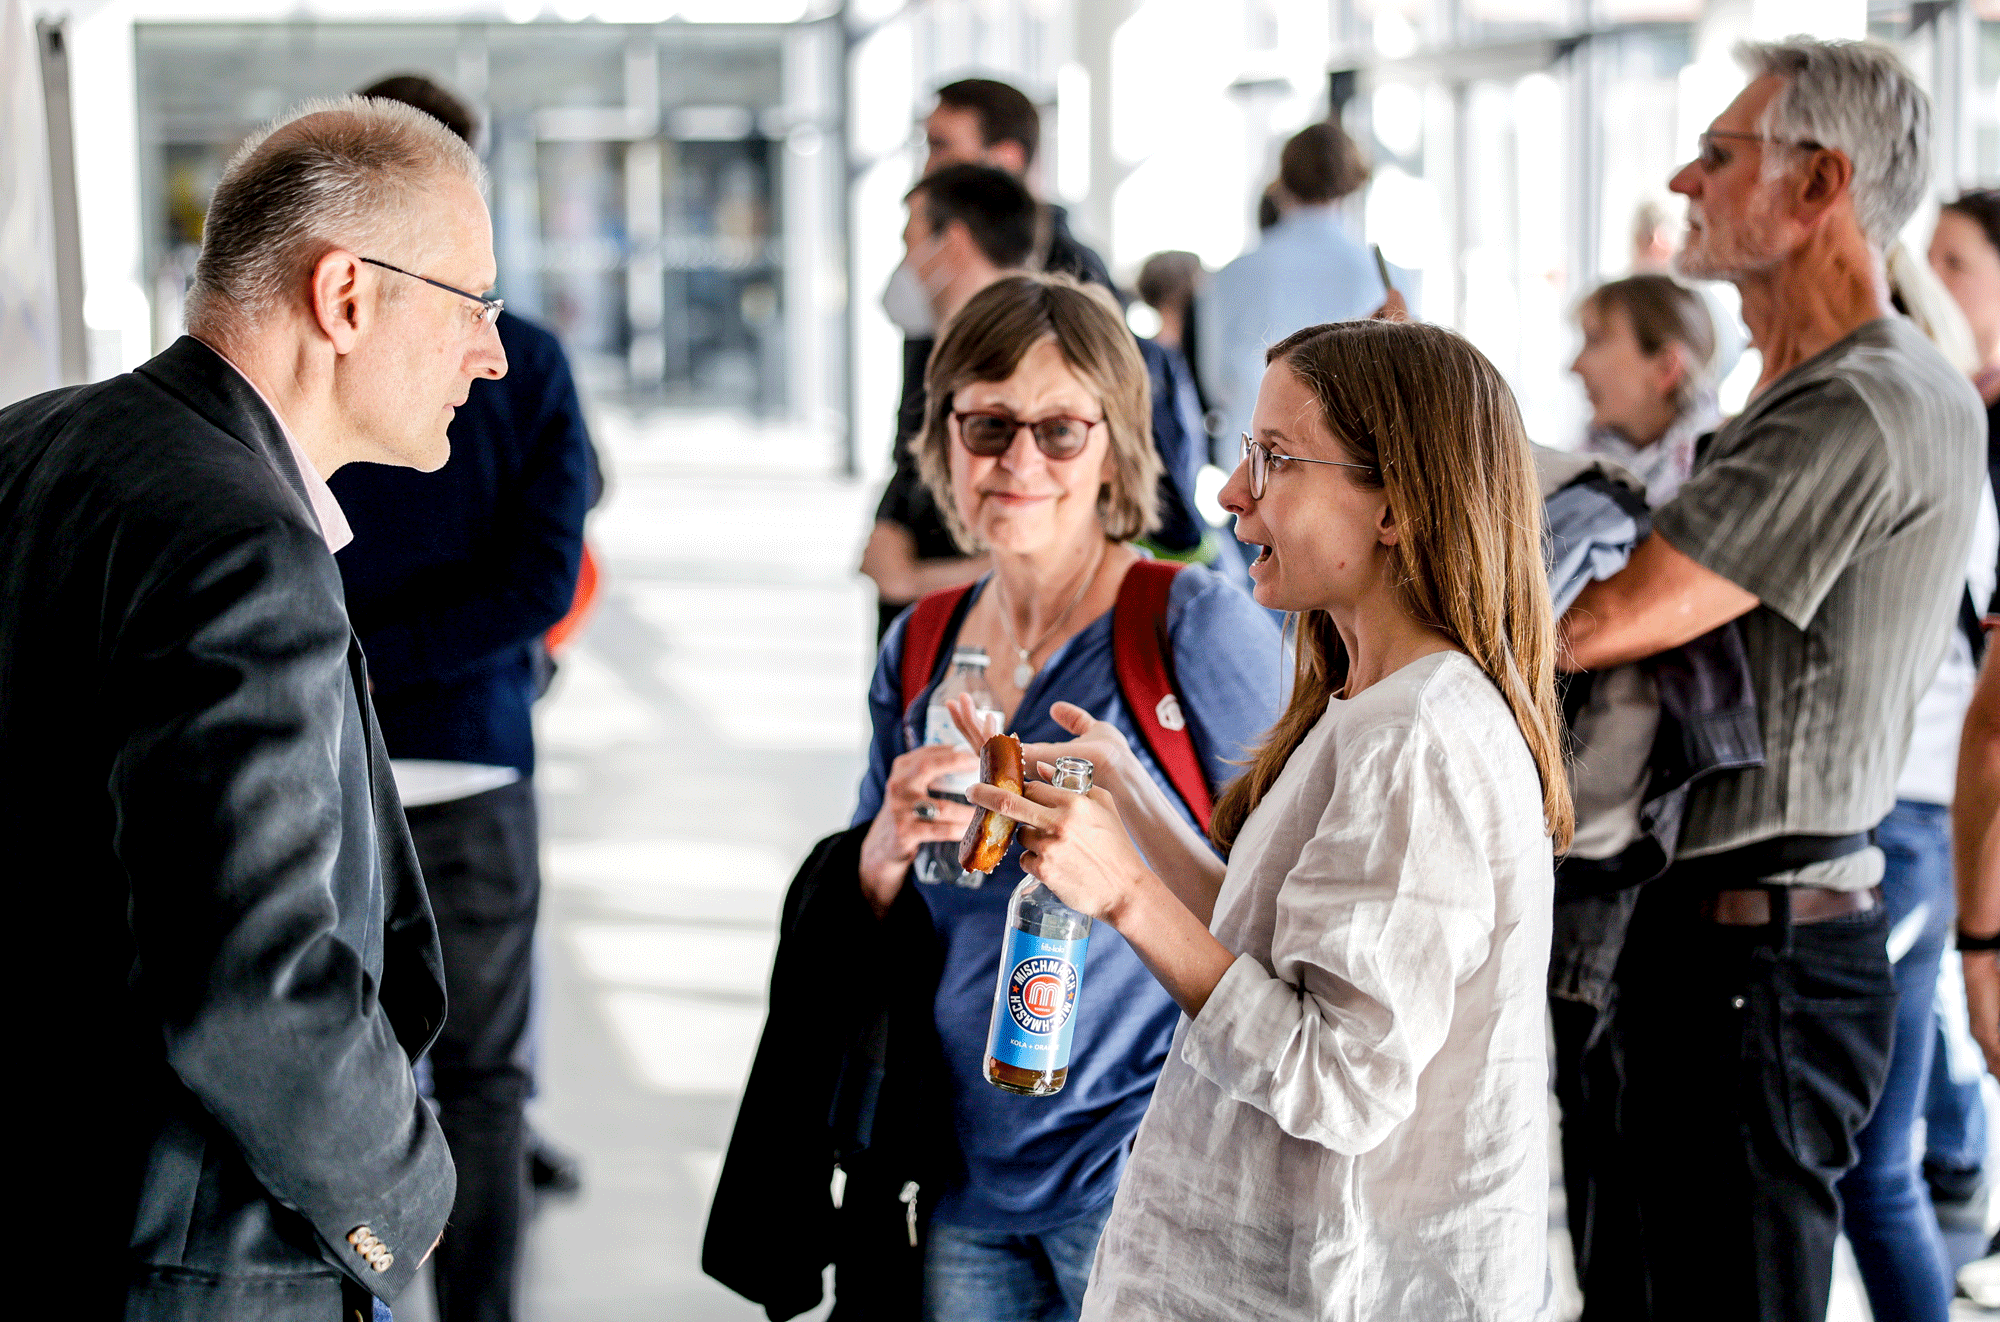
[911,647,1001,887]
[984,756,1094,1096]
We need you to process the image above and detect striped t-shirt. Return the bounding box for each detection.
[1652,316,1983,889]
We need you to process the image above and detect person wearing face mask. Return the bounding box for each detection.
[864,166,1038,636]
[864,166,1214,636]
[968,318,1569,1319]
[865,80,1118,641]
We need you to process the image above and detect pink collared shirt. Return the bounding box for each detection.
[203,345,354,554]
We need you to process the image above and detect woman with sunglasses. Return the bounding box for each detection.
[850,273,1283,1322]
[967,318,1571,1318]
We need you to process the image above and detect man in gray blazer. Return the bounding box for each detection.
[0,97,504,1320]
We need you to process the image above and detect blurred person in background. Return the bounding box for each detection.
[1630,196,1749,389]
[1134,250,1202,361]
[1954,645,2000,1307]
[1931,191,2000,475]
[1131,249,1243,581]
[1820,232,1999,1322]
[0,96,485,1320]
[1133,250,1212,504]
[1200,121,1381,449]
[1631,198,1680,273]
[866,78,1115,640]
[1549,273,1718,1308]
[1256,181,1283,235]
[711,275,1281,1322]
[1571,274,1720,506]
[863,164,1037,636]
[331,74,594,1322]
[1560,40,1982,1319]
[1924,190,2000,1241]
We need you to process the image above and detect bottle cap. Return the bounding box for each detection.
[951,647,990,668]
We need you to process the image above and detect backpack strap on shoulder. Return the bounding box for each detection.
[898,584,978,716]
[1113,560,1215,829]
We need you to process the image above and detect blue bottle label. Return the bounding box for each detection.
[986,927,1089,1072]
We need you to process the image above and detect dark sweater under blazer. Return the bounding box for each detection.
[329,311,591,774]
[0,337,455,1319]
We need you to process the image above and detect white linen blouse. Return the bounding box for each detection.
[1079,651,1557,1321]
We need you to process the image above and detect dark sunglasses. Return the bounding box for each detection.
[952,409,1103,460]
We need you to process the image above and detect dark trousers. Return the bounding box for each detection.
[1599,874,1897,1322]
[405,778,541,1322]
[1551,994,1646,1319]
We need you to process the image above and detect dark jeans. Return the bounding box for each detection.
[405,779,541,1322]
[1602,872,1897,1322]
[1551,995,1645,1316]
[1839,801,1955,1322]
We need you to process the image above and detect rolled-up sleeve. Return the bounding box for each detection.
[1179,719,1498,1154]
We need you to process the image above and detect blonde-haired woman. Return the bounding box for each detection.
[966,319,1570,1318]
[854,272,1283,1322]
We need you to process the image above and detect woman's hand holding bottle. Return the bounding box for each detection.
[964,772,1154,927]
[945,695,1145,802]
[859,743,978,918]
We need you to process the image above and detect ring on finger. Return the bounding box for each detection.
[913,800,939,822]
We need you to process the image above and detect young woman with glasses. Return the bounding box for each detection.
[848,273,1284,1322]
[967,318,1572,1318]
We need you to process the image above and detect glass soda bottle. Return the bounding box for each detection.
[984,756,1095,1096]
[911,647,1001,887]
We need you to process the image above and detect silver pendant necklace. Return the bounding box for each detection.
[994,542,1106,689]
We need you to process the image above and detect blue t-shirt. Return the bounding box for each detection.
[851,563,1284,1231]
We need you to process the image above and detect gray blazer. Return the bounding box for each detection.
[0,337,454,1319]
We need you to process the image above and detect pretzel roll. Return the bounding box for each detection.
[959,733,1025,873]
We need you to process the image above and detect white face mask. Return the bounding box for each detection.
[881,257,936,337]
[882,231,949,337]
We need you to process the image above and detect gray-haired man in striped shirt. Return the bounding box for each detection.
[1559,38,1982,1322]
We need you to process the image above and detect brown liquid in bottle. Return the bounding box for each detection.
[985,1057,1068,1097]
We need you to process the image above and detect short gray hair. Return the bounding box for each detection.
[185,96,485,337]
[1737,38,1931,249]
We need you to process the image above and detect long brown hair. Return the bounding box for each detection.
[1208,319,1574,853]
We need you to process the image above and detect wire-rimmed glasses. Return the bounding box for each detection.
[1239,433,1376,500]
[361,257,504,327]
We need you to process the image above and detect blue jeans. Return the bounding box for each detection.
[1839,801,1956,1322]
[1925,962,1988,1177]
[924,1199,1115,1322]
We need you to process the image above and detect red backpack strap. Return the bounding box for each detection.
[898,584,977,715]
[1113,560,1215,829]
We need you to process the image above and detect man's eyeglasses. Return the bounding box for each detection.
[1695,129,1825,173]
[1239,433,1375,500]
[953,410,1102,460]
[361,257,504,327]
